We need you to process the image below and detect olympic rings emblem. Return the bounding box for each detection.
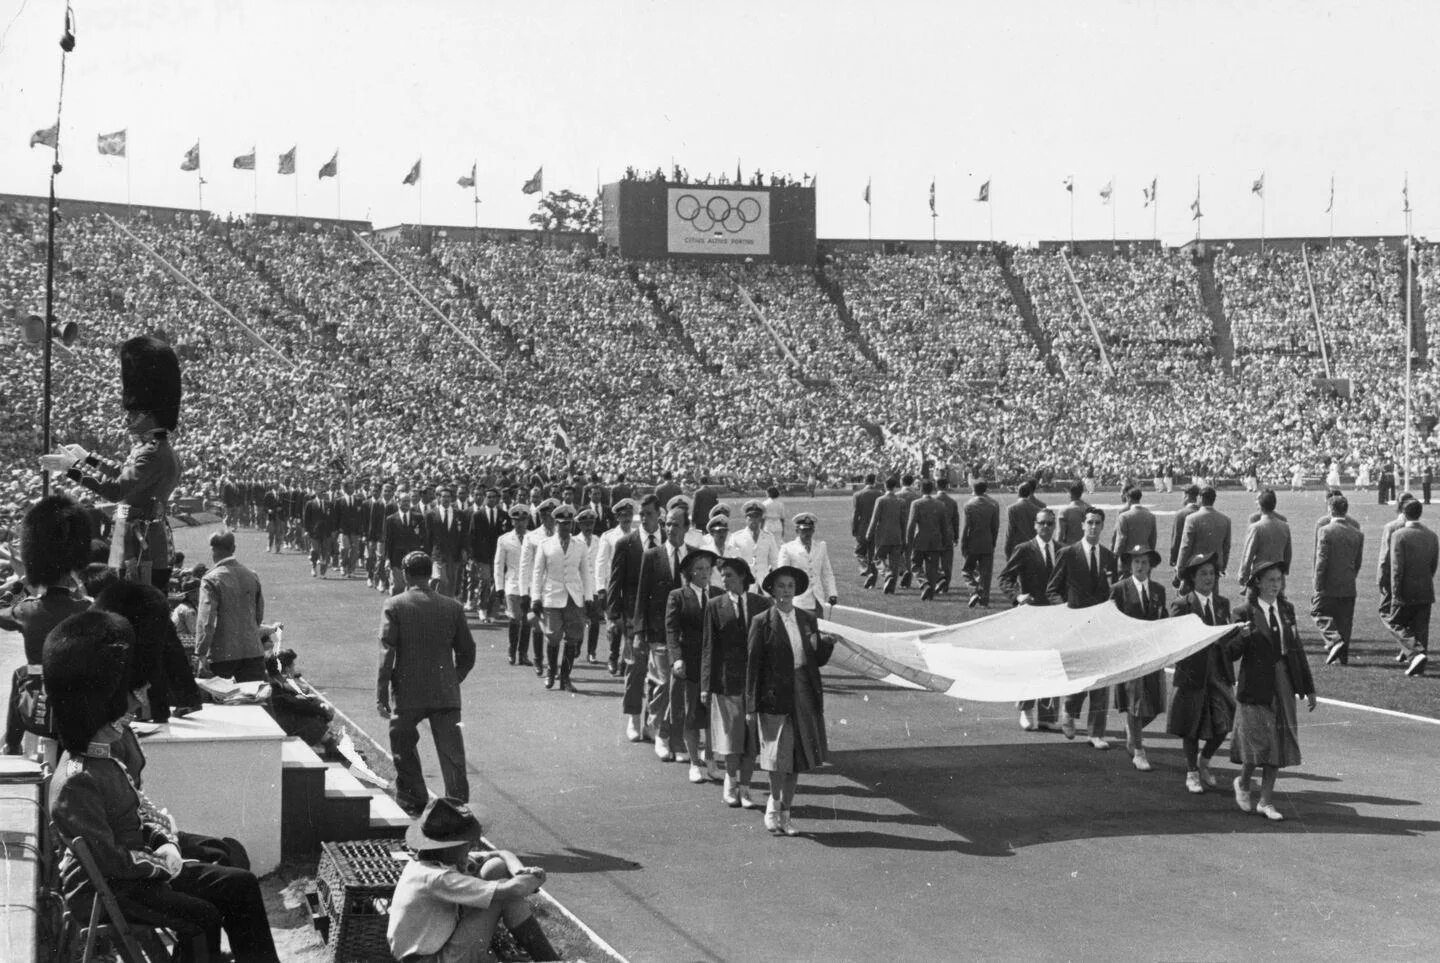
[674,193,763,234]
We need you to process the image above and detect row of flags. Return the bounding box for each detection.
[27,123,546,194]
[864,174,1398,220]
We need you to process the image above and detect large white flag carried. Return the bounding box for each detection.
[819,604,1232,703]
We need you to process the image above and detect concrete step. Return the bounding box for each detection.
[280,737,326,857]
[318,763,372,842]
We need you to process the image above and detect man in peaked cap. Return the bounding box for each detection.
[45,335,182,591]
[530,504,595,691]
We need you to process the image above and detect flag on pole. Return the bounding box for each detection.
[736,159,743,184]
[1099,181,1113,204]
[863,179,871,205]
[29,123,59,149]
[1190,185,1202,220]
[1251,172,1264,197]
[180,142,200,171]
[457,162,476,189]
[277,145,296,175]
[521,166,543,194]
[1324,175,1334,213]
[1403,175,1411,213]
[97,129,127,157]
[1143,178,1156,207]
[929,178,936,215]
[403,158,421,185]
[233,149,256,170]
[975,180,990,203]
[1063,175,1073,193]
[318,150,338,179]
[551,425,571,452]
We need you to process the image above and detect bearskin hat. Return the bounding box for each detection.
[91,581,171,693]
[119,335,181,431]
[19,494,92,586]
[42,611,134,754]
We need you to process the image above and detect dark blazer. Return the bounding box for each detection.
[654,480,683,507]
[376,587,476,711]
[1046,540,1116,607]
[998,539,1058,605]
[1168,591,1235,690]
[337,494,365,536]
[635,541,688,644]
[1169,501,1200,566]
[302,496,334,540]
[961,494,1001,556]
[1056,498,1092,546]
[866,492,908,548]
[936,491,961,546]
[468,504,509,563]
[1178,506,1233,574]
[362,497,395,541]
[1314,520,1363,599]
[1111,505,1157,555]
[583,501,614,533]
[1003,496,1045,559]
[1225,597,1315,705]
[1109,577,1167,622]
[852,485,883,539]
[383,509,427,568]
[745,605,833,716]
[425,507,468,562]
[691,487,719,528]
[701,591,772,696]
[907,496,951,552]
[666,583,723,670]
[1238,513,1292,584]
[606,527,658,622]
[1391,522,1439,604]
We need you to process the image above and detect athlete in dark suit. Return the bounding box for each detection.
[906,481,950,600]
[1386,499,1438,676]
[635,507,690,758]
[865,478,908,593]
[998,507,1061,731]
[1002,480,1046,560]
[1046,506,1117,747]
[851,474,884,580]
[960,482,1001,607]
[1313,495,1363,665]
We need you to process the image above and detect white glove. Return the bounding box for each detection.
[39,453,77,473]
[155,842,183,877]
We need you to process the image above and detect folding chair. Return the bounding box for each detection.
[63,836,204,963]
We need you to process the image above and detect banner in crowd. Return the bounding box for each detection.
[819,604,1231,703]
[666,187,770,255]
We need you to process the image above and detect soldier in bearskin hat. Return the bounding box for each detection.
[41,335,183,591]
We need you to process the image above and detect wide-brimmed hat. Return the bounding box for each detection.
[1247,558,1288,584]
[762,564,809,596]
[405,797,486,851]
[1177,551,1220,583]
[1119,543,1161,567]
[679,548,720,575]
[717,556,755,586]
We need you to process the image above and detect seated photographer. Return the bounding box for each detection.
[388,797,557,963]
[264,648,342,759]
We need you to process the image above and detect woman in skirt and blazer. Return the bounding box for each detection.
[1165,551,1237,795]
[1225,558,1318,821]
[745,565,834,837]
[1109,544,1168,773]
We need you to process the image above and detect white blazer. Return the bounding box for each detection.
[530,533,595,608]
[776,537,837,611]
[494,531,527,595]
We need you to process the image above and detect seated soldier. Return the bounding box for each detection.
[44,610,279,962]
[388,797,558,963]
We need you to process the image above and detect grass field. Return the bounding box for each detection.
[778,486,1438,719]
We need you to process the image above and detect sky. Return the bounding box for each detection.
[1,0,1438,244]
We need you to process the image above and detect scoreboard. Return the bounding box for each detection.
[601,181,816,264]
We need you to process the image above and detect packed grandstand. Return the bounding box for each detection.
[1,191,1436,512]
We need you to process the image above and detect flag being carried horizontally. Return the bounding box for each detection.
[402,158,421,185]
[318,151,338,179]
[1142,177,1156,207]
[1099,181,1113,204]
[457,162,476,189]
[97,129,127,157]
[180,142,200,172]
[1251,172,1265,197]
[29,123,59,149]
[233,148,256,170]
[975,180,990,203]
[278,146,296,175]
[521,165,543,194]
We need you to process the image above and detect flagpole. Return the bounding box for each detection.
[1068,181,1074,247]
[126,149,132,218]
[1328,174,1334,246]
[989,186,994,243]
[418,156,423,228]
[294,154,300,217]
[1152,184,1158,244]
[252,148,258,220]
[1195,176,1202,242]
[1404,173,1413,495]
[1111,175,1117,244]
[1260,179,1266,254]
[196,141,204,211]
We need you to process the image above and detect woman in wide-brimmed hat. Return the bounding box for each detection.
[1165,552,1238,795]
[1109,544,1168,773]
[1224,558,1318,822]
[701,556,771,809]
[666,548,723,784]
[745,564,834,837]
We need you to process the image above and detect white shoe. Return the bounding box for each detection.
[1131,748,1152,772]
[1196,758,1218,788]
[1406,653,1428,676]
[675,752,692,764]
[1185,771,1205,794]
[781,811,800,837]
[688,764,706,784]
[1256,802,1284,821]
[722,777,740,807]
[738,787,758,809]
[764,801,782,834]
[625,715,643,742]
[654,741,674,762]
[1233,777,1255,813]
[1088,737,1110,751]
[1019,709,1037,732]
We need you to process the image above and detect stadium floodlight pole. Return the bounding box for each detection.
[351,230,502,375]
[102,213,299,372]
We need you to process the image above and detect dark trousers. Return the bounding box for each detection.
[622,641,648,715]
[916,550,943,590]
[962,552,995,602]
[939,547,955,586]
[1312,594,1356,662]
[1386,602,1432,657]
[1063,688,1109,738]
[389,706,468,812]
[507,620,532,662]
[853,536,874,574]
[1017,695,1059,723]
[209,656,266,683]
[115,861,278,962]
[4,665,32,750]
[606,618,624,663]
[873,544,905,584]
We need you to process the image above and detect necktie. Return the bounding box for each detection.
[738,595,746,625]
[1203,599,1214,625]
[1268,605,1282,648]
[1140,585,1149,612]
[1089,546,1099,582]
[1043,543,1053,573]
[672,547,681,581]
